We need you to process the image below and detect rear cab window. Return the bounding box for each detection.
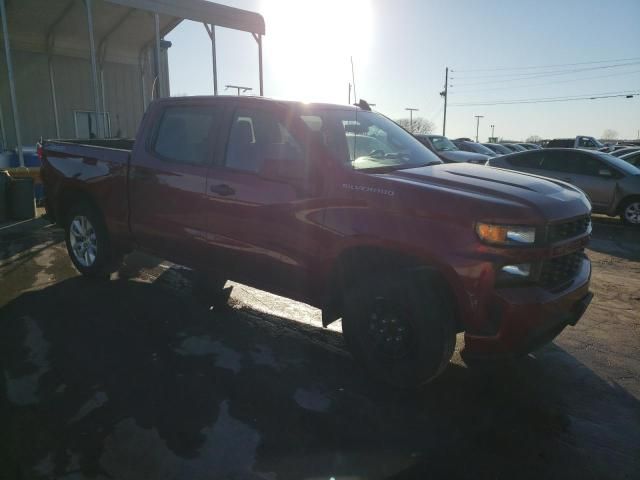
[547,139,573,148]
[151,106,221,165]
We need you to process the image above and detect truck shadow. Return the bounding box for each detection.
[590,216,640,261]
[0,218,63,267]
[1,272,638,480]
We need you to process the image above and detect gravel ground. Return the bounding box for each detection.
[0,215,639,480]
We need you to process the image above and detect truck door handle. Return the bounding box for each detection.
[210,184,235,196]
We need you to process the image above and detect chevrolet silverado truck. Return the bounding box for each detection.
[40,96,593,387]
[545,136,605,150]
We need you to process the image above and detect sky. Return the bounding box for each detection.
[166,0,640,141]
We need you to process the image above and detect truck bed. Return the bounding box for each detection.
[41,138,133,243]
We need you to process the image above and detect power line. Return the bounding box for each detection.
[451,56,640,73]
[451,62,640,85]
[449,90,639,107]
[451,61,640,80]
[450,68,640,94]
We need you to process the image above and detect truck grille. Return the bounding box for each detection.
[539,251,585,290]
[547,216,591,243]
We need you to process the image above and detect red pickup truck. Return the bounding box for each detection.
[41,96,593,387]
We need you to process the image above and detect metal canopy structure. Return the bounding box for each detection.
[0,0,265,166]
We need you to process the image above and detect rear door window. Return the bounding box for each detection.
[539,151,570,172]
[152,106,221,165]
[225,108,305,173]
[565,151,602,176]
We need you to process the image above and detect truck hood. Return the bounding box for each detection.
[437,150,489,163]
[382,163,591,223]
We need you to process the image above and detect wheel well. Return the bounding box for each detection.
[619,195,640,213]
[56,188,102,226]
[325,246,460,330]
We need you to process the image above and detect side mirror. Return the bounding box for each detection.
[259,157,306,182]
[598,168,612,177]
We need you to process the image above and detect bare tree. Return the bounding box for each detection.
[601,129,618,141]
[395,117,435,135]
[526,135,542,143]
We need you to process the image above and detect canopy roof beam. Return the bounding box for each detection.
[104,0,265,35]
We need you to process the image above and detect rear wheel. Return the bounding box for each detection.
[342,273,456,388]
[620,198,640,226]
[64,202,121,278]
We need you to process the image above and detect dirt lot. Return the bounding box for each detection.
[1,215,639,479]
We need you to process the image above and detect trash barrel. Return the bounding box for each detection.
[8,176,36,220]
[0,170,9,222]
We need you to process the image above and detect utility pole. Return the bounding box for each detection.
[440,67,448,136]
[225,85,252,96]
[474,115,484,142]
[491,124,495,139]
[406,107,419,132]
[348,83,351,105]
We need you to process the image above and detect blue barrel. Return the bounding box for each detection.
[7,150,18,167]
[23,147,41,167]
[0,151,12,169]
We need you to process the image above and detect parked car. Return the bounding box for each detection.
[518,143,542,150]
[546,136,605,150]
[611,147,640,158]
[487,148,640,225]
[41,96,593,387]
[452,139,500,157]
[619,150,640,168]
[483,143,513,155]
[501,143,527,152]
[415,134,489,164]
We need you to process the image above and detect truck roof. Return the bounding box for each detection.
[152,95,363,112]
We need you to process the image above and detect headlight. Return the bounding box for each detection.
[476,223,536,245]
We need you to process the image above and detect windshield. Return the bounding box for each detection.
[299,109,441,171]
[429,136,459,152]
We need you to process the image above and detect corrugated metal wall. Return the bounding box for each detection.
[0,48,168,147]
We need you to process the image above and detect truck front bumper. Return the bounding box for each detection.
[462,256,592,358]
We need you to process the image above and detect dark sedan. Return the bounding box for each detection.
[501,143,527,152]
[518,143,542,150]
[620,150,640,168]
[452,139,500,157]
[414,134,489,164]
[483,143,513,155]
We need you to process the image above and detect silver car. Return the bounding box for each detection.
[487,148,640,225]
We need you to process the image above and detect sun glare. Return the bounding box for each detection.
[261,0,373,103]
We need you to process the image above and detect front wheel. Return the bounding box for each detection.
[620,199,640,226]
[342,273,456,388]
[64,202,121,278]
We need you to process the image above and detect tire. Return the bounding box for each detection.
[342,273,456,388]
[64,202,121,278]
[620,198,640,226]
